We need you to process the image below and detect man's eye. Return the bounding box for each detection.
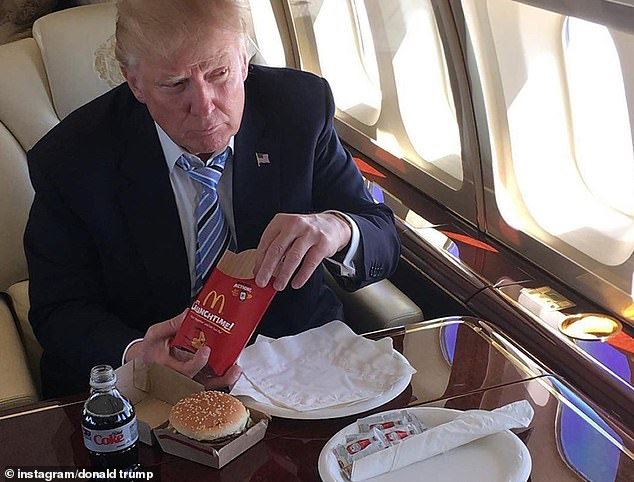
[163,81,185,89]
[212,68,229,78]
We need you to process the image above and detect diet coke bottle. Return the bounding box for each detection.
[81,365,139,471]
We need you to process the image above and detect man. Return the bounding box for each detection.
[25,0,400,398]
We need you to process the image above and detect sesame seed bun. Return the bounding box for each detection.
[169,391,249,441]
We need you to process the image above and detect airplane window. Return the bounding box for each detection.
[563,17,634,219]
[462,0,634,317]
[500,10,634,267]
[306,0,382,125]
[393,0,462,183]
[288,0,464,192]
[247,0,286,67]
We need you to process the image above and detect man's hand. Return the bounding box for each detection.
[254,212,352,291]
[193,364,242,390]
[124,310,241,388]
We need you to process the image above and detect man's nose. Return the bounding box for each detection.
[189,81,216,116]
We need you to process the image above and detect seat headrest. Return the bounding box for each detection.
[33,3,123,120]
[31,2,269,122]
[0,38,59,151]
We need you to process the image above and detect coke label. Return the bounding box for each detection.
[83,418,138,453]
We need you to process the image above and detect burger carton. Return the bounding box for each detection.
[115,360,270,468]
[154,407,270,469]
[171,249,277,377]
[115,359,204,445]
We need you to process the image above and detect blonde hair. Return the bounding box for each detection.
[115,0,249,69]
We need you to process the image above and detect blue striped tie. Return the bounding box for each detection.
[176,147,231,292]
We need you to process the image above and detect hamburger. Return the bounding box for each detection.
[169,391,250,442]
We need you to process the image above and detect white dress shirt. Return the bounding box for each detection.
[120,125,362,364]
[155,123,360,293]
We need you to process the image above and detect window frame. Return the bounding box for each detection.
[458,0,634,325]
[282,0,484,227]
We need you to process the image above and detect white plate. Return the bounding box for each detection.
[318,406,532,482]
[235,350,412,420]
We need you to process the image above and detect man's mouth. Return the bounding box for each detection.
[192,126,218,134]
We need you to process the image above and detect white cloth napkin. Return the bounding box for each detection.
[350,400,534,481]
[230,320,416,412]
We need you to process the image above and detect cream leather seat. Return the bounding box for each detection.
[0,296,37,411]
[0,3,422,409]
[0,3,120,408]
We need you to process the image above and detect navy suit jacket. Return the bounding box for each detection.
[25,65,400,397]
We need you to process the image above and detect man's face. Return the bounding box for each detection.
[123,27,248,156]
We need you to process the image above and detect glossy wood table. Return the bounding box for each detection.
[1,318,632,481]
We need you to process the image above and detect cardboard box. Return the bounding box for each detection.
[115,360,204,445]
[115,360,270,468]
[154,409,270,468]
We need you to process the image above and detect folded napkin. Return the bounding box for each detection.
[231,320,416,412]
[231,335,280,407]
[349,400,534,481]
[232,339,386,411]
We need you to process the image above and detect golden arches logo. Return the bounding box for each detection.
[202,290,225,314]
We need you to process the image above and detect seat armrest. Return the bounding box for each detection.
[6,281,42,395]
[0,296,38,411]
[324,268,423,334]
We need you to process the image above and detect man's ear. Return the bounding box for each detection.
[120,64,146,104]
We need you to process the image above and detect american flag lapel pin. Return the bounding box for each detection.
[256,152,270,167]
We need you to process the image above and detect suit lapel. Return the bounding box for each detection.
[233,71,281,250]
[115,93,191,308]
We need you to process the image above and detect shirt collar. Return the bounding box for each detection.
[155,122,234,172]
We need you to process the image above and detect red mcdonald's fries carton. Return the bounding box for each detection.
[171,249,276,376]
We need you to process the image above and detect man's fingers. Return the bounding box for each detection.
[167,345,210,377]
[168,309,189,330]
[290,246,324,289]
[254,218,281,275]
[255,230,296,288]
[187,345,212,374]
[255,212,352,290]
[148,309,189,340]
[170,345,194,363]
[197,364,243,390]
[273,238,312,291]
[223,364,242,385]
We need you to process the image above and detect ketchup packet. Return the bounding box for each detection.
[352,411,426,446]
[335,411,429,479]
[333,428,389,479]
[357,410,425,433]
[381,422,425,444]
[170,249,276,376]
